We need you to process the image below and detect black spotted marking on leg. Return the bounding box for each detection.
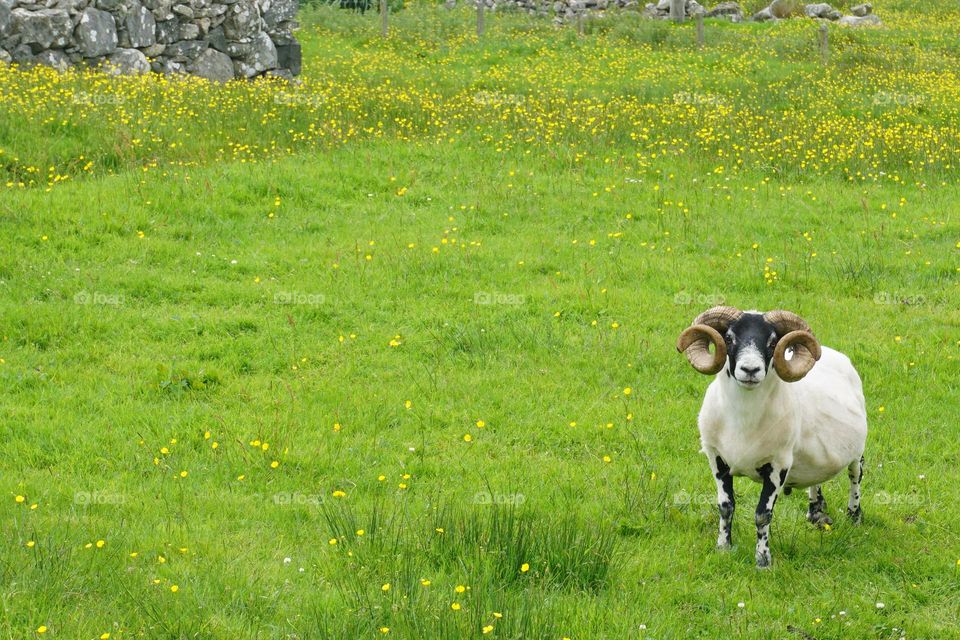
[716,456,735,547]
[754,462,786,568]
[848,455,865,484]
[807,486,832,527]
[715,456,731,479]
[755,464,776,530]
[716,457,734,504]
[755,463,777,514]
[847,455,864,524]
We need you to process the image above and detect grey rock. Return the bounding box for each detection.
[803,2,832,18]
[11,8,73,48]
[850,2,870,16]
[164,37,205,60]
[151,57,184,73]
[140,41,164,56]
[123,3,154,46]
[0,0,12,38]
[233,29,274,77]
[142,0,174,19]
[178,21,199,38]
[74,7,117,56]
[104,46,149,72]
[223,0,259,40]
[1,32,20,48]
[685,0,704,15]
[171,2,191,17]
[194,3,226,17]
[35,47,69,69]
[769,0,800,18]
[0,47,10,63]
[224,38,253,56]
[705,1,741,19]
[154,17,178,42]
[267,20,296,44]
[751,6,775,21]
[11,42,34,62]
[261,0,293,28]
[187,46,231,80]
[275,40,298,74]
[56,0,87,14]
[204,24,228,52]
[838,13,880,26]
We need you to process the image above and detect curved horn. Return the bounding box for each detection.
[677,306,742,375]
[764,310,821,382]
[772,330,821,382]
[763,309,812,335]
[694,306,743,333]
[677,325,727,374]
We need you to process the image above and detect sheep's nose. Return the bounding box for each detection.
[740,365,762,376]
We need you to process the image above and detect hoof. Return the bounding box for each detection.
[755,553,771,569]
[847,507,863,524]
[807,513,833,528]
[716,541,733,551]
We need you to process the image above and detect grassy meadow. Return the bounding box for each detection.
[1,1,959,638]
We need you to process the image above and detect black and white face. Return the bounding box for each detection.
[724,314,778,389]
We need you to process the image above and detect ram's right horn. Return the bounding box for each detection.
[676,306,743,375]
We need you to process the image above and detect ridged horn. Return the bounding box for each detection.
[765,310,822,382]
[676,306,743,375]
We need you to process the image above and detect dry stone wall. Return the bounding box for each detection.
[0,0,301,80]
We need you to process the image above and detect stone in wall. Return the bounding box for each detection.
[0,0,300,80]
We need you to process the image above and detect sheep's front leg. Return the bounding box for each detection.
[755,462,789,568]
[847,455,864,524]
[706,449,735,549]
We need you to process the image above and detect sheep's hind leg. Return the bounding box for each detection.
[806,485,832,527]
[847,456,864,524]
[755,462,789,569]
[706,450,735,549]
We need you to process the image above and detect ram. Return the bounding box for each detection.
[676,306,868,568]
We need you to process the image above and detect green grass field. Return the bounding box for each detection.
[2,2,959,638]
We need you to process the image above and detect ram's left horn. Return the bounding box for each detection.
[765,310,822,382]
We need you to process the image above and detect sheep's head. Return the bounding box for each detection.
[676,306,822,387]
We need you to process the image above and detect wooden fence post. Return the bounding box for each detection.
[477,1,485,37]
[818,22,828,65]
[576,12,584,36]
[380,0,388,37]
[696,13,704,47]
